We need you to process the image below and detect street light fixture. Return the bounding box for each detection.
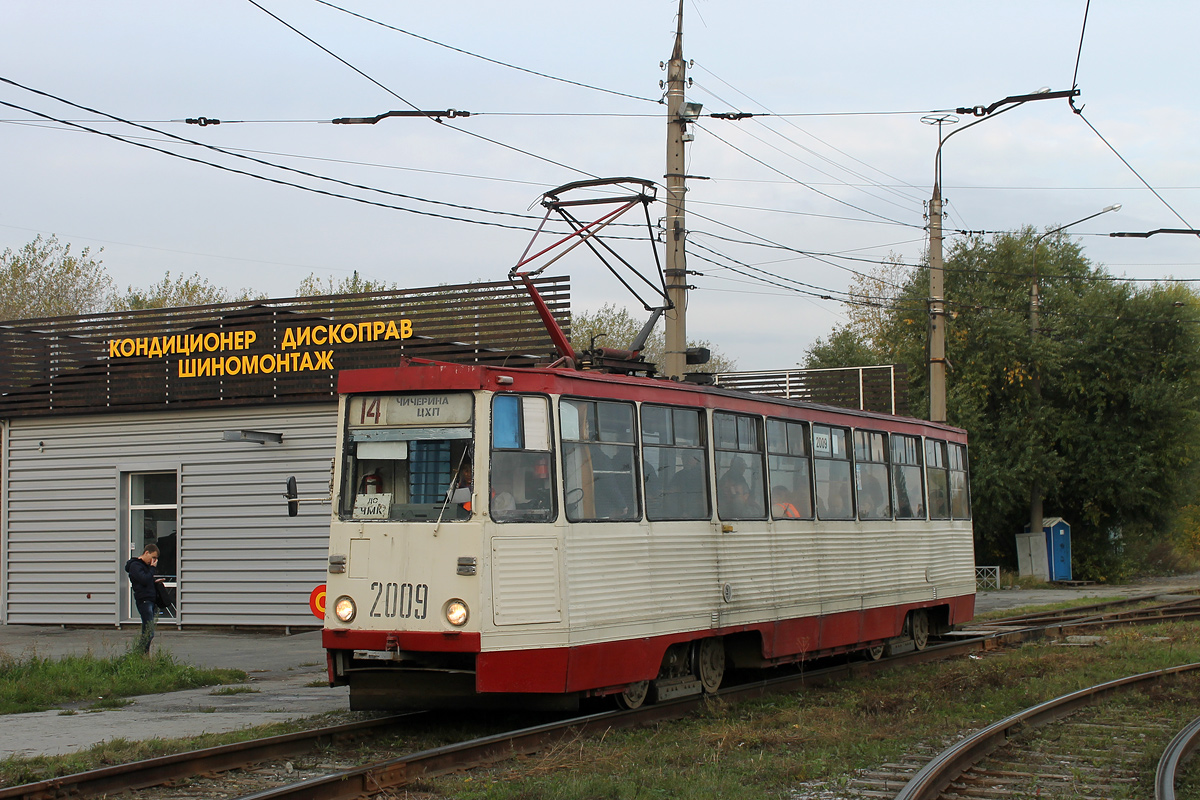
[925,88,1080,424]
[1028,203,1122,551]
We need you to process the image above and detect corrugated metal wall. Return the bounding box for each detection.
[3,405,336,626]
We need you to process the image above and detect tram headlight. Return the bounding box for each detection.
[334,595,356,623]
[445,599,469,627]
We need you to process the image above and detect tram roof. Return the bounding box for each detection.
[338,359,966,441]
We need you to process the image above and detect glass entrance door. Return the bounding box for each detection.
[127,472,178,620]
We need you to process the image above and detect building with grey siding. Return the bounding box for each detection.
[0,279,569,628]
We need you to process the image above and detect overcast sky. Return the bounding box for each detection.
[2,1,1198,370]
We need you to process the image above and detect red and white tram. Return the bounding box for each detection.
[318,358,975,710]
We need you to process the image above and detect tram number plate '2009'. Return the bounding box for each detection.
[369,581,428,619]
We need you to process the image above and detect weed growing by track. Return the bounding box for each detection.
[436,622,1200,799]
[0,648,245,715]
[0,711,361,788]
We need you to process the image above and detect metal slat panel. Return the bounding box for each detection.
[0,277,571,417]
[4,404,336,626]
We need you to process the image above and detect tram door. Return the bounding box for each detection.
[126,472,178,620]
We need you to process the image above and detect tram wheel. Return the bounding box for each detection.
[617,680,649,710]
[694,637,726,694]
[866,644,885,661]
[910,610,930,651]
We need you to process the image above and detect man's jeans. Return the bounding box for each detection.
[136,598,157,654]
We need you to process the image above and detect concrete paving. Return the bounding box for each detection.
[1,572,1197,760]
[0,626,348,759]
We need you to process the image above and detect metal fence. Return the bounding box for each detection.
[975,565,1000,591]
[0,276,570,417]
[713,364,909,416]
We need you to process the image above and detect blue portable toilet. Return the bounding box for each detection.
[1023,517,1072,581]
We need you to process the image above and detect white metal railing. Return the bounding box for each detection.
[975,565,1000,591]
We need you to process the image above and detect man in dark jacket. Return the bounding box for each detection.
[125,544,163,654]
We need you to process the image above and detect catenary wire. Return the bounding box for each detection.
[691,61,928,203]
[311,0,661,105]
[246,0,597,179]
[694,121,922,231]
[691,85,922,217]
[1074,110,1198,233]
[0,98,564,235]
[0,77,560,224]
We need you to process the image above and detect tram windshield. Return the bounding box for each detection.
[340,393,475,522]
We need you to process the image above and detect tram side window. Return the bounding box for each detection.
[641,405,710,520]
[490,394,555,523]
[853,430,892,520]
[714,412,766,520]
[925,439,951,520]
[890,433,926,519]
[560,398,639,522]
[813,424,854,520]
[766,418,813,519]
[948,442,971,519]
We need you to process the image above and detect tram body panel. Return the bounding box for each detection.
[320,363,977,707]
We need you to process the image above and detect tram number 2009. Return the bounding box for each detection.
[369,582,428,619]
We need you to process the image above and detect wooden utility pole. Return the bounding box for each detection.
[663,0,689,380]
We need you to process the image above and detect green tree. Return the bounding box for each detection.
[803,325,884,369]
[946,232,1197,577]
[0,235,113,321]
[294,270,395,297]
[812,229,1200,579]
[112,271,262,310]
[571,302,736,373]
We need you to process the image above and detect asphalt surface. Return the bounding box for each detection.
[0,625,346,759]
[1,572,1197,760]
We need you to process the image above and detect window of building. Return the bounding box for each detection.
[714,412,766,520]
[127,471,178,620]
[948,442,971,520]
[490,394,555,522]
[766,418,813,520]
[890,433,926,519]
[641,405,710,520]
[560,398,639,522]
[925,439,951,520]
[853,430,892,520]
[813,424,854,520]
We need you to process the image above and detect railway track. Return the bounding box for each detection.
[892,663,1200,800]
[2,593,1196,800]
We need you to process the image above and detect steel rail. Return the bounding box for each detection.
[0,714,418,800]
[1157,713,1200,800]
[982,592,1200,626]
[5,596,1195,800]
[894,662,1200,800]
[230,634,1024,800]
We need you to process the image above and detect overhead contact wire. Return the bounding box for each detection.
[246,0,597,179]
[311,0,661,105]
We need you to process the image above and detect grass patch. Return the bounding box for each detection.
[86,697,133,710]
[305,679,329,688]
[208,686,259,696]
[0,649,245,715]
[973,594,1130,622]
[432,622,1200,799]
